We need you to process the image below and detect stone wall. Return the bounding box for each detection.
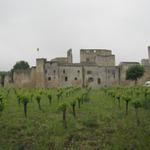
[45,62,59,88]
[13,69,32,87]
[141,59,149,66]
[36,58,46,88]
[139,66,150,84]
[4,74,13,87]
[119,62,140,85]
[80,49,115,66]
[3,48,150,89]
[83,65,119,88]
[58,64,83,87]
[95,55,115,66]
[148,46,150,63]
[30,67,36,87]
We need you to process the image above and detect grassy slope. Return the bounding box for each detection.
[0,89,150,150]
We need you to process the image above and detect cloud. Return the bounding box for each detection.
[0,0,150,70]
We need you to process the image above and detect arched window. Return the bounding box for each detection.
[65,76,68,82]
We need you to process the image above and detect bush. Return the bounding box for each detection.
[82,117,99,128]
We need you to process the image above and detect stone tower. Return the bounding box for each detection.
[148,46,150,63]
[80,49,115,66]
[36,58,46,88]
[67,49,73,63]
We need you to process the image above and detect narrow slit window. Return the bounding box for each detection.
[65,76,68,82]
[97,78,101,84]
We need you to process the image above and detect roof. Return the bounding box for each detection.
[119,62,140,65]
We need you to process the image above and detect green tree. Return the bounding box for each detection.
[13,61,30,70]
[126,65,144,85]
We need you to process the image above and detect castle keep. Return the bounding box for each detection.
[3,48,150,88]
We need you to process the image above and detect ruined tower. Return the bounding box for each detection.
[80,49,115,66]
[148,46,150,63]
[36,58,46,88]
[67,49,73,63]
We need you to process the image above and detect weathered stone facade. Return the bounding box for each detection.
[80,49,115,66]
[3,48,150,88]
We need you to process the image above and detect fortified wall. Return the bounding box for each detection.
[3,47,150,88]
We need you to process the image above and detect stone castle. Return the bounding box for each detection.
[2,47,150,88]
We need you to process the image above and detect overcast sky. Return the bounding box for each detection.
[0,0,150,71]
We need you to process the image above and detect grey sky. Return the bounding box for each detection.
[0,0,150,71]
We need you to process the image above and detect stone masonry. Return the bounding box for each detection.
[3,47,150,88]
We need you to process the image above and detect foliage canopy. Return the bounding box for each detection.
[13,61,30,70]
[126,65,144,83]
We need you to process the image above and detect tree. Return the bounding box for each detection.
[13,61,30,70]
[126,65,144,85]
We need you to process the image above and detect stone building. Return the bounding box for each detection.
[3,47,150,88]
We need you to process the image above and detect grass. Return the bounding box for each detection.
[0,88,150,150]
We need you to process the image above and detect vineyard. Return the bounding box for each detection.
[0,86,150,150]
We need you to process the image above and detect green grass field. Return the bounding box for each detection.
[0,87,150,150]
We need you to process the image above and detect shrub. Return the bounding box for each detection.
[82,116,98,128]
